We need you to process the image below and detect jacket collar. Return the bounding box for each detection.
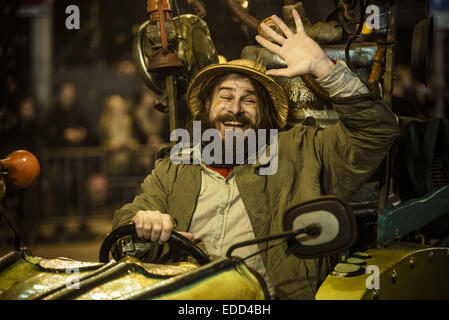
[170,142,277,169]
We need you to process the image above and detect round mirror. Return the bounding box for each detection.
[283,196,357,259]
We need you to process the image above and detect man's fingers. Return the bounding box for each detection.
[134,218,144,239]
[260,23,285,45]
[266,68,294,78]
[142,215,153,240]
[178,232,195,241]
[271,15,294,38]
[292,9,305,34]
[150,218,162,241]
[159,215,174,243]
[255,35,280,55]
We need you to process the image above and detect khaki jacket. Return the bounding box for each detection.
[113,93,399,299]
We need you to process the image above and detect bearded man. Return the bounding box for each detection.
[112,10,398,299]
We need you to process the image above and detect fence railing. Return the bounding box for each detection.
[1,146,158,245]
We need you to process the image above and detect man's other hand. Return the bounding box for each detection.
[132,210,194,244]
[255,9,335,79]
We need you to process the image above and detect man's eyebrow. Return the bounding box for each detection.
[218,87,256,95]
[218,86,235,92]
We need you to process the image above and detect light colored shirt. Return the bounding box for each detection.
[188,164,276,298]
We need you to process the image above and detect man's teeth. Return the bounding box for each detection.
[223,121,244,127]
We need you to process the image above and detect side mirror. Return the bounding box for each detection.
[282,196,357,259]
[226,196,357,260]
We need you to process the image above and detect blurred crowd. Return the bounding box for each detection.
[1,76,172,244]
[4,81,169,158]
[392,64,448,120]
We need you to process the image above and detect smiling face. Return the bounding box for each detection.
[206,74,260,139]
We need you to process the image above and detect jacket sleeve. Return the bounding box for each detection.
[112,158,171,229]
[313,96,399,201]
[111,159,172,262]
[305,62,399,201]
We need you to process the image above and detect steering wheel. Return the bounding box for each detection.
[99,224,210,266]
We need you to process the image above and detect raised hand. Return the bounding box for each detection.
[255,9,335,79]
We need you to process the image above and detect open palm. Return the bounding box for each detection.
[255,9,334,79]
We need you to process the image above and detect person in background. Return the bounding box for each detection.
[45,82,95,241]
[392,65,423,119]
[133,85,170,170]
[15,96,44,151]
[98,94,140,175]
[2,95,44,244]
[133,86,169,150]
[46,82,94,148]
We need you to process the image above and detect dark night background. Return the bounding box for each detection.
[0,0,442,125]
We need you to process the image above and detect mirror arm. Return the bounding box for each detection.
[226,225,320,258]
[0,203,20,252]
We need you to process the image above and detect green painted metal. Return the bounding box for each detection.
[378,184,449,244]
[317,244,449,300]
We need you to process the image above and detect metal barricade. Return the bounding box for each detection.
[33,146,156,241]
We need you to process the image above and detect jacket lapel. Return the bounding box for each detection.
[171,163,202,232]
[234,165,271,258]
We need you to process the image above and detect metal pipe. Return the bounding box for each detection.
[226,225,321,258]
[222,0,259,31]
[30,3,53,112]
[166,75,178,140]
[242,42,378,69]
[0,204,20,251]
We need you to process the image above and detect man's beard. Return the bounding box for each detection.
[199,112,256,132]
[195,111,267,167]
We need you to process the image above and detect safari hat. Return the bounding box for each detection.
[186,59,289,128]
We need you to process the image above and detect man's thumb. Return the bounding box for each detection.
[178,232,195,241]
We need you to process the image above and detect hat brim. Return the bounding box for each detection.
[186,63,289,128]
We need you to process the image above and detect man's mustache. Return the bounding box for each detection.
[214,114,254,128]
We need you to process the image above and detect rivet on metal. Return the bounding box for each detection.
[392,270,397,284]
